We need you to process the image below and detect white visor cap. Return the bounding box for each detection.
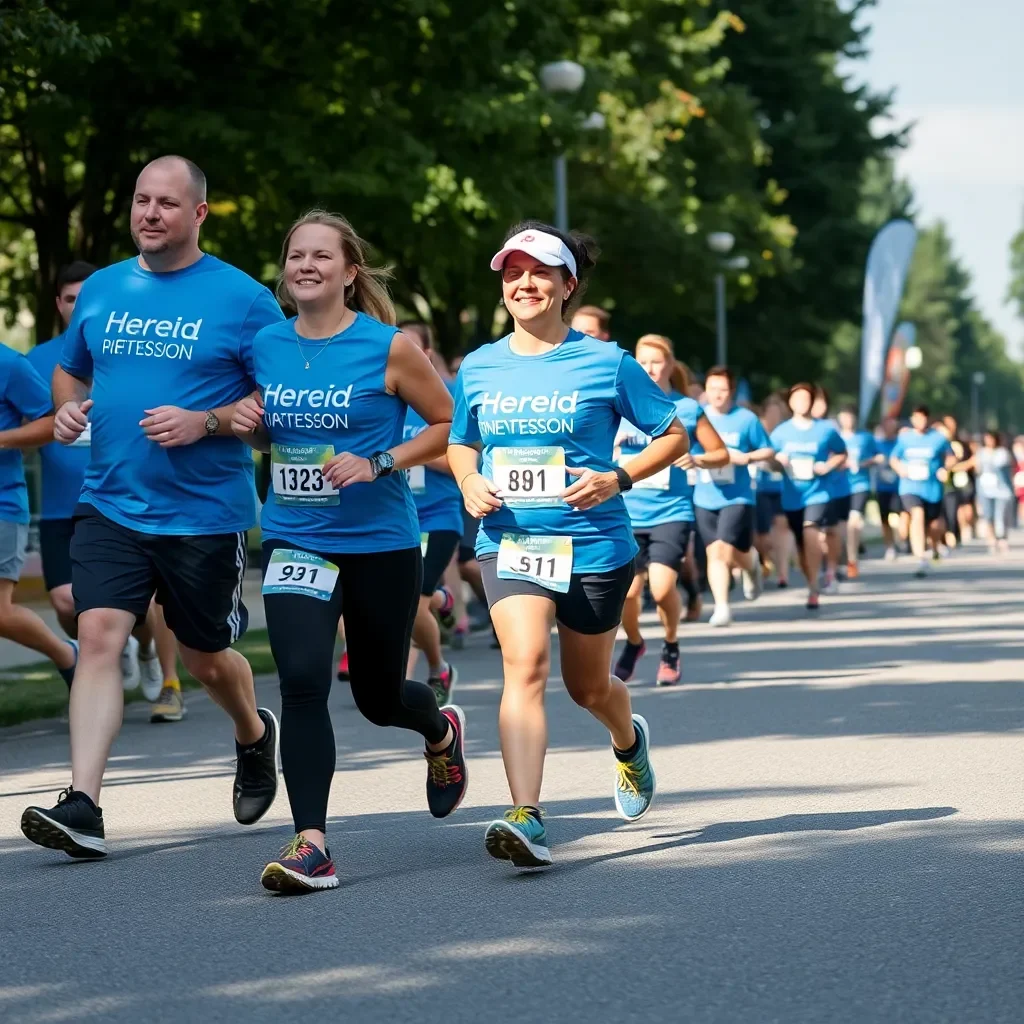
[490,230,577,278]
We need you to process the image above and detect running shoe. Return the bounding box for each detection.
[435,585,456,630]
[914,560,929,579]
[806,592,820,611]
[777,578,789,589]
[260,835,340,894]
[655,642,681,686]
[21,787,106,858]
[884,546,897,561]
[451,617,470,650]
[138,642,164,702]
[150,685,186,723]
[684,594,703,622]
[233,708,279,825]
[58,640,78,689]
[742,550,763,601]
[846,561,860,580]
[484,807,552,868]
[428,661,458,707]
[822,573,839,595]
[424,705,468,818]
[336,650,349,681]
[613,714,656,821]
[613,639,646,682]
[708,605,733,627]
[121,635,141,691]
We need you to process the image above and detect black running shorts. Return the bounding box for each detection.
[38,517,76,591]
[695,504,754,553]
[478,553,634,635]
[830,495,852,523]
[633,521,692,572]
[876,491,900,520]
[899,493,943,523]
[70,503,248,653]
[849,491,870,516]
[755,491,783,535]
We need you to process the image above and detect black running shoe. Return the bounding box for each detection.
[425,705,468,818]
[233,708,280,825]
[614,640,646,683]
[21,786,106,858]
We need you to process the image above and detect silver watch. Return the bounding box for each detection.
[204,410,219,436]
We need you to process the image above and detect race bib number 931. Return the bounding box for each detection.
[262,549,339,601]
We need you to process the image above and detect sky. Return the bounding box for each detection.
[849,0,1024,355]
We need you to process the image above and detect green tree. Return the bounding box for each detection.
[1008,209,1024,324]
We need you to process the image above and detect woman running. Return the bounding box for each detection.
[232,210,467,894]
[836,406,878,579]
[614,336,725,685]
[955,429,1013,553]
[753,395,792,587]
[769,383,847,611]
[448,221,686,867]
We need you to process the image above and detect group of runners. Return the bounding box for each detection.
[1,154,1017,890]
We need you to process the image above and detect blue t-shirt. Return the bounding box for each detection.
[874,437,899,493]
[618,392,703,528]
[0,344,53,523]
[891,428,953,503]
[60,255,283,535]
[404,379,463,535]
[450,331,678,573]
[769,418,847,512]
[841,429,877,496]
[751,461,784,495]
[694,405,771,510]
[26,335,90,520]
[256,313,419,554]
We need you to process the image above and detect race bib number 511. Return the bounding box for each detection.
[493,447,566,507]
[262,549,339,601]
[496,534,573,593]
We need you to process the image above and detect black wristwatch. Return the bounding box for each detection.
[613,466,633,493]
[368,450,395,480]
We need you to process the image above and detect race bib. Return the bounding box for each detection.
[496,534,573,593]
[700,464,735,485]
[262,549,339,601]
[953,471,970,489]
[789,456,815,482]
[271,444,339,506]
[847,459,860,475]
[71,421,92,448]
[407,465,426,494]
[619,454,670,491]
[907,460,930,482]
[686,469,698,486]
[493,447,565,507]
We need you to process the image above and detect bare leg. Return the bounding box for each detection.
[707,540,732,611]
[178,644,264,746]
[908,507,927,558]
[648,563,681,643]
[847,511,864,565]
[48,583,78,639]
[621,572,645,646]
[0,579,76,669]
[411,595,444,675]
[772,515,792,583]
[803,525,823,595]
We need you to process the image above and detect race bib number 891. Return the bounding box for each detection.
[492,447,566,507]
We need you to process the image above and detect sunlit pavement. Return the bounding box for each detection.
[2,543,1021,1023]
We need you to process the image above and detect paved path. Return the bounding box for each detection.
[1,546,1021,1023]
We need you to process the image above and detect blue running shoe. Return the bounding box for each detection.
[261,835,340,894]
[485,807,552,868]
[613,714,656,821]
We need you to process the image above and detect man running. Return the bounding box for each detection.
[571,305,611,342]
[20,155,284,859]
[873,417,901,559]
[836,406,878,579]
[693,366,775,626]
[889,405,955,578]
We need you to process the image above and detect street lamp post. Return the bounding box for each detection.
[971,371,986,437]
[540,61,586,232]
[706,232,748,367]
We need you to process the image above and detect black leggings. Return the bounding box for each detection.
[262,541,449,833]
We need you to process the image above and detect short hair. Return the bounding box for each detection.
[56,261,97,294]
[574,305,610,330]
[912,404,930,418]
[142,155,207,203]
[839,404,857,417]
[705,364,735,389]
[788,381,815,401]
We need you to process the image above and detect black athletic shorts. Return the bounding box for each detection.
[478,552,634,635]
[850,491,870,515]
[785,501,835,548]
[755,491,783,535]
[70,503,248,653]
[421,530,460,596]
[38,517,75,591]
[458,505,477,565]
[830,495,852,523]
[634,521,692,572]
[695,504,753,553]
[876,491,900,520]
[899,493,943,523]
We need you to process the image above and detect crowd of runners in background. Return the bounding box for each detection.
[2,155,1021,886]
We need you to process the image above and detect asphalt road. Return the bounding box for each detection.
[1,546,1021,1023]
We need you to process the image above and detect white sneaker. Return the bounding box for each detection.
[709,605,733,627]
[884,546,896,562]
[914,558,929,579]
[742,550,763,601]
[139,641,163,702]
[822,574,839,596]
[121,636,141,692]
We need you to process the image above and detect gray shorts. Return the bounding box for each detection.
[0,520,29,581]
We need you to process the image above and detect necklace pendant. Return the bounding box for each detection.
[304,361,310,369]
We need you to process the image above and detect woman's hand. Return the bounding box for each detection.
[324,452,374,487]
[231,395,264,436]
[562,467,621,511]
[674,452,696,470]
[461,473,503,518]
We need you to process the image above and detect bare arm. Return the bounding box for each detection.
[53,364,91,408]
[0,415,56,450]
[387,332,453,469]
[691,417,728,469]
